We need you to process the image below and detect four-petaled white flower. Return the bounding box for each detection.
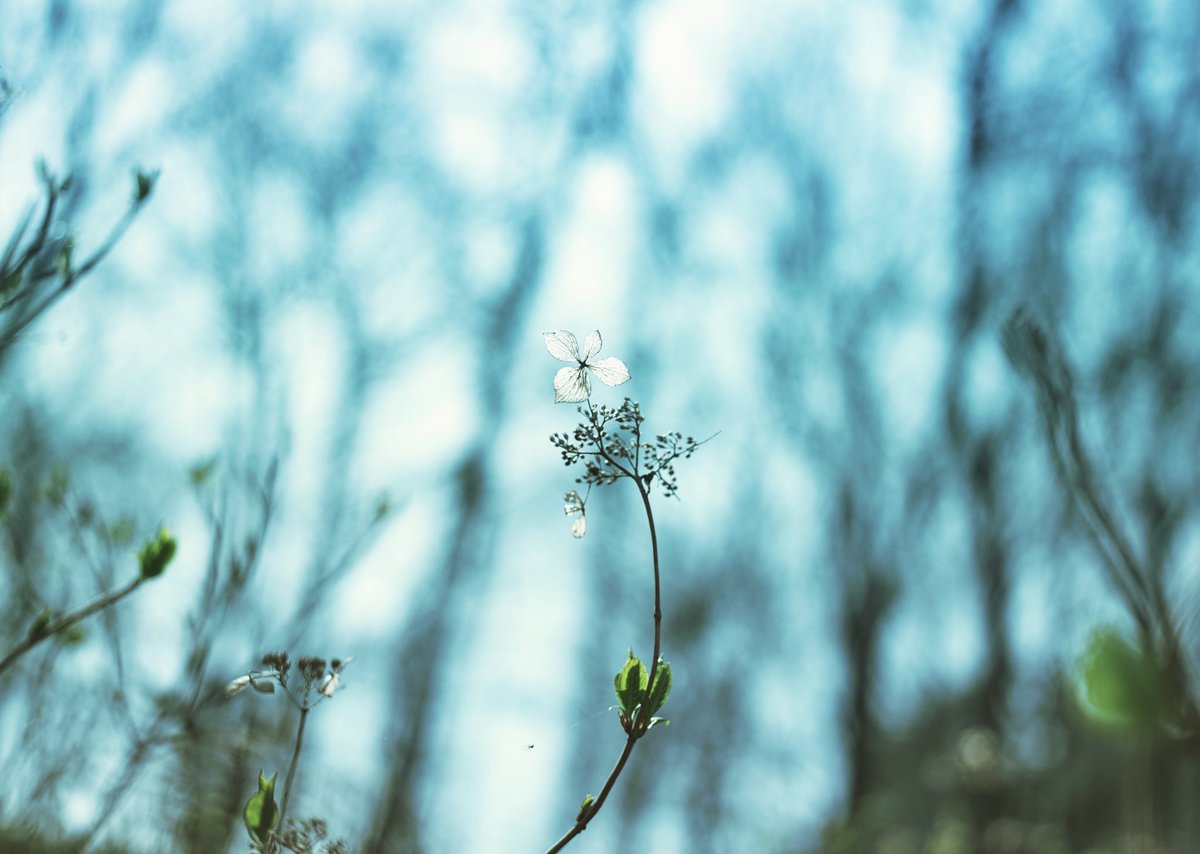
[563,490,587,538]
[544,330,631,403]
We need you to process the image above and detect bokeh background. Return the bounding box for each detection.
[3,0,1200,851]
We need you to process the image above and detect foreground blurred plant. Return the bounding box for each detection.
[1,161,157,359]
[542,329,712,853]
[0,524,176,676]
[1004,307,1200,740]
[0,164,169,678]
[227,652,352,853]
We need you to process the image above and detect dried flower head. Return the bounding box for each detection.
[544,330,631,403]
[563,490,587,538]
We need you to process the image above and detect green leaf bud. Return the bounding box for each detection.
[614,649,648,719]
[133,168,158,203]
[576,793,595,823]
[138,526,177,580]
[243,769,279,844]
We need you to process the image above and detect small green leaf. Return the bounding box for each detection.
[575,793,595,823]
[614,649,648,717]
[644,716,669,732]
[56,237,74,275]
[58,622,86,645]
[103,517,136,547]
[45,465,69,507]
[243,769,279,844]
[138,526,177,580]
[0,270,19,296]
[1078,627,1168,732]
[644,659,672,717]
[188,457,217,488]
[28,606,54,640]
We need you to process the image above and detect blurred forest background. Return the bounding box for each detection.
[2,0,1200,852]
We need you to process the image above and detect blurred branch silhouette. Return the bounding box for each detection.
[1005,307,1199,737]
[0,163,155,362]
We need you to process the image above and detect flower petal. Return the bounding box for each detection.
[581,330,603,361]
[224,675,252,698]
[554,365,591,403]
[544,330,580,362]
[571,514,587,538]
[587,357,631,387]
[318,672,340,698]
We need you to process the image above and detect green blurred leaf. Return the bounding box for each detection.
[1078,627,1168,732]
[243,769,279,844]
[58,623,86,646]
[188,457,217,488]
[27,606,54,640]
[103,517,136,547]
[614,649,648,717]
[45,465,69,507]
[138,526,177,580]
[133,167,158,203]
[56,237,74,275]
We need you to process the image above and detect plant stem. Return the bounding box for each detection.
[544,736,637,854]
[543,429,663,853]
[279,704,310,834]
[0,574,143,677]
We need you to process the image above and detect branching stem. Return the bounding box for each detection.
[544,401,663,853]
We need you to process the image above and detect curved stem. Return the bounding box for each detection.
[632,474,663,707]
[543,422,663,853]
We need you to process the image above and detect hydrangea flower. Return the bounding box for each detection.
[563,490,587,538]
[544,330,631,403]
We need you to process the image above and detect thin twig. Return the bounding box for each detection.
[0,574,144,677]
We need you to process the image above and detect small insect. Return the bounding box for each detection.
[525,744,535,750]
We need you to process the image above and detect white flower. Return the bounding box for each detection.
[224,675,252,698]
[224,672,276,698]
[544,330,631,403]
[563,490,587,538]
